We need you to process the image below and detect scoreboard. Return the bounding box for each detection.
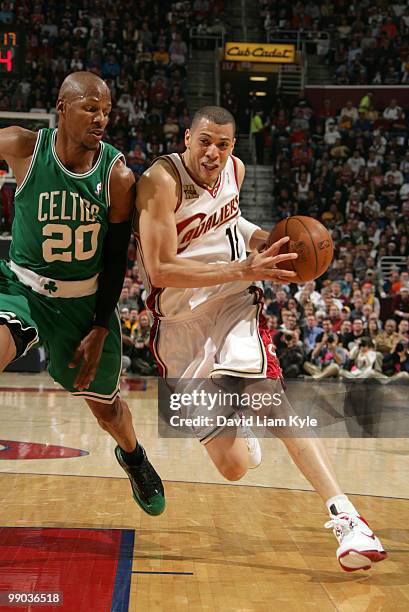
[0,27,25,77]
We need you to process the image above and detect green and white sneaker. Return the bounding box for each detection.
[115,445,165,516]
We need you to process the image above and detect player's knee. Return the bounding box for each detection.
[87,397,127,428]
[0,325,17,371]
[206,436,249,481]
[217,459,247,481]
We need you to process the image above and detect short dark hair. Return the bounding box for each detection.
[191,106,236,134]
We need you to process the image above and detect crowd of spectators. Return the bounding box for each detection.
[270,91,409,243]
[259,0,409,85]
[117,255,159,376]
[263,278,409,381]
[260,88,409,380]
[0,0,225,181]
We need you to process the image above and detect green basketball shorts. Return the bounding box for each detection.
[0,260,121,404]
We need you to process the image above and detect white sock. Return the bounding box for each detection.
[326,494,359,517]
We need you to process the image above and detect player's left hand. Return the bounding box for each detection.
[68,326,109,390]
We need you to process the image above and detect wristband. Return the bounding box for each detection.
[238,216,261,251]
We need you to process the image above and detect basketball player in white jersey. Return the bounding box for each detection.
[136,106,386,571]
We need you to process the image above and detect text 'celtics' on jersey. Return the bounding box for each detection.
[10,128,124,281]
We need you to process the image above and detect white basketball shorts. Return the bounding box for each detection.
[151,287,284,443]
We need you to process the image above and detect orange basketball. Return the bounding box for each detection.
[267,216,333,283]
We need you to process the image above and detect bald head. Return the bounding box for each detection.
[58,71,110,103]
[56,71,112,150]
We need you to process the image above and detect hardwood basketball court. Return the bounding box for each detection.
[0,372,407,611]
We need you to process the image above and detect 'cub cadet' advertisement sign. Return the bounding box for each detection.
[224,42,295,63]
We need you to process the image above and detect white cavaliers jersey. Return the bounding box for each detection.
[137,153,250,321]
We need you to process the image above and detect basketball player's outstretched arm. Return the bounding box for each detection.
[136,162,298,288]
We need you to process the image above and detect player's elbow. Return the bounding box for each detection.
[148,264,170,288]
[147,255,181,287]
[150,272,165,287]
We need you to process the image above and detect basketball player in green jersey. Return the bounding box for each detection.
[0,71,164,516]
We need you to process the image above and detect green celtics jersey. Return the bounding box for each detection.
[10,128,124,281]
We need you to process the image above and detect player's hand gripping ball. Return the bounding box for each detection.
[267,216,333,283]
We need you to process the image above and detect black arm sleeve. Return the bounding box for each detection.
[93,220,132,329]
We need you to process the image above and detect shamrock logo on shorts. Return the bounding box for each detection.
[44,280,58,294]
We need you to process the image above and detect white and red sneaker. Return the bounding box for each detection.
[325,513,387,572]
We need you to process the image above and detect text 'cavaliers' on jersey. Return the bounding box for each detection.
[136,153,251,321]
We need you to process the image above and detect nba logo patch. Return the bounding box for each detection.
[183,184,199,200]
[95,182,102,195]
